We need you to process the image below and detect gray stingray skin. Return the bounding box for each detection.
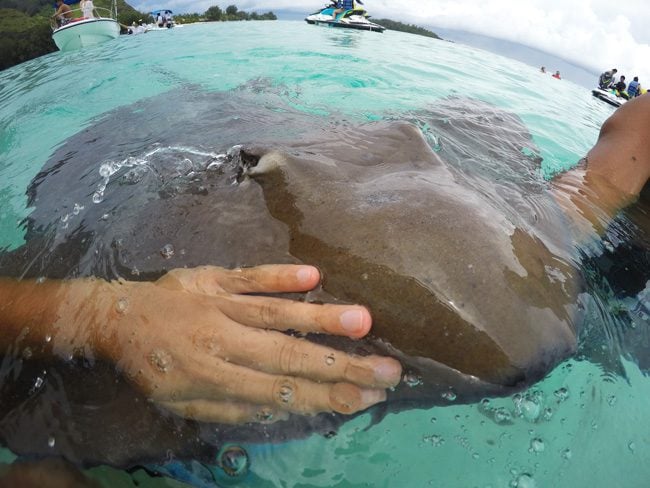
[0,92,584,465]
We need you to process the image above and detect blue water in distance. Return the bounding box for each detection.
[0,21,648,487]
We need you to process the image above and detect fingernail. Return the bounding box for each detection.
[340,309,365,334]
[360,388,387,408]
[374,361,402,385]
[296,266,317,284]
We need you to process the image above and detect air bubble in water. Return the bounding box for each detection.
[423,434,444,447]
[325,354,335,366]
[561,448,572,460]
[606,394,617,406]
[48,436,55,448]
[441,390,456,402]
[514,474,536,488]
[554,387,569,402]
[115,297,129,314]
[160,243,175,259]
[404,373,423,387]
[92,192,104,204]
[218,445,249,477]
[529,438,545,453]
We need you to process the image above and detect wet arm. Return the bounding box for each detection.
[553,94,650,232]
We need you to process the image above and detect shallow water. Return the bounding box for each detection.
[0,21,648,487]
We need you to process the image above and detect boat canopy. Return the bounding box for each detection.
[150,9,173,16]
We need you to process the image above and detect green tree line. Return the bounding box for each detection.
[0,2,276,71]
[373,18,442,40]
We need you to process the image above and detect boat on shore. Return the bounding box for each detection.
[305,2,385,32]
[51,1,120,51]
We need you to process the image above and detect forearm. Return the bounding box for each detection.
[0,278,110,360]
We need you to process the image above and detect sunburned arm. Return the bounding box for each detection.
[0,265,401,424]
[552,94,650,233]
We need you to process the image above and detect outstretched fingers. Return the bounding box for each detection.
[160,264,322,295]
[194,325,402,389]
[215,293,373,338]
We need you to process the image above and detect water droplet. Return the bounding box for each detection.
[360,273,369,280]
[554,387,569,402]
[430,417,437,423]
[472,452,480,460]
[494,407,513,424]
[148,349,173,373]
[561,448,572,460]
[34,376,44,389]
[92,192,104,204]
[325,354,336,366]
[542,407,553,421]
[48,436,55,448]
[423,434,445,446]
[44,334,52,343]
[278,383,293,404]
[36,276,46,284]
[160,243,175,259]
[441,390,456,402]
[218,445,249,477]
[606,394,617,406]
[404,373,423,387]
[22,347,33,359]
[529,438,545,453]
[256,409,274,422]
[72,203,84,215]
[115,297,129,314]
[628,441,636,453]
[515,474,536,488]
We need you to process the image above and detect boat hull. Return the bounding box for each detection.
[591,89,625,108]
[305,9,385,32]
[52,18,120,51]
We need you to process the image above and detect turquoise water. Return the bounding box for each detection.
[0,21,648,487]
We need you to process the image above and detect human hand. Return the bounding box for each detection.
[83,265,402,424]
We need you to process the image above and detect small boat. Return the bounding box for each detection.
[591,88,626,108]
[149,9,175,30]
[51,0,120,51]
[305,2,385,32]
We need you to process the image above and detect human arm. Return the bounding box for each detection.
[552,94,650,233]
[0,264,402,424]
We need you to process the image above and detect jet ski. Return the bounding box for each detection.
[305,2,385,32]
[591,88,626,108]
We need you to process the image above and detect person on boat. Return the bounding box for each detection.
[552,70,561,79]
[332,0,355,19]
[52,0,74,27]
[80,0,94,19]
[540,66,546,73]
[627,77,641,98]
[615,75,629,99]
[599,68,618,89]
[1,94,650,425]
[157,12,164,27]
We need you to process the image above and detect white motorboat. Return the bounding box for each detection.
[51,1,120,51]
[305,2,385,32]
[591,88,626,108]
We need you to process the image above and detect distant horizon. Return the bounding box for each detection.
[271,13,599,89]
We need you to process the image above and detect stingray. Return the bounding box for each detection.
[0,87,587,466]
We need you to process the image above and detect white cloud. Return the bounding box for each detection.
[131,0,650,83]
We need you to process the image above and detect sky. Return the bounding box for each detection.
[132,0,650,85]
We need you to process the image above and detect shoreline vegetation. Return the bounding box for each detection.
[0,3,442,71]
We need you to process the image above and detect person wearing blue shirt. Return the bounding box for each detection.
[628,77,641,98]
